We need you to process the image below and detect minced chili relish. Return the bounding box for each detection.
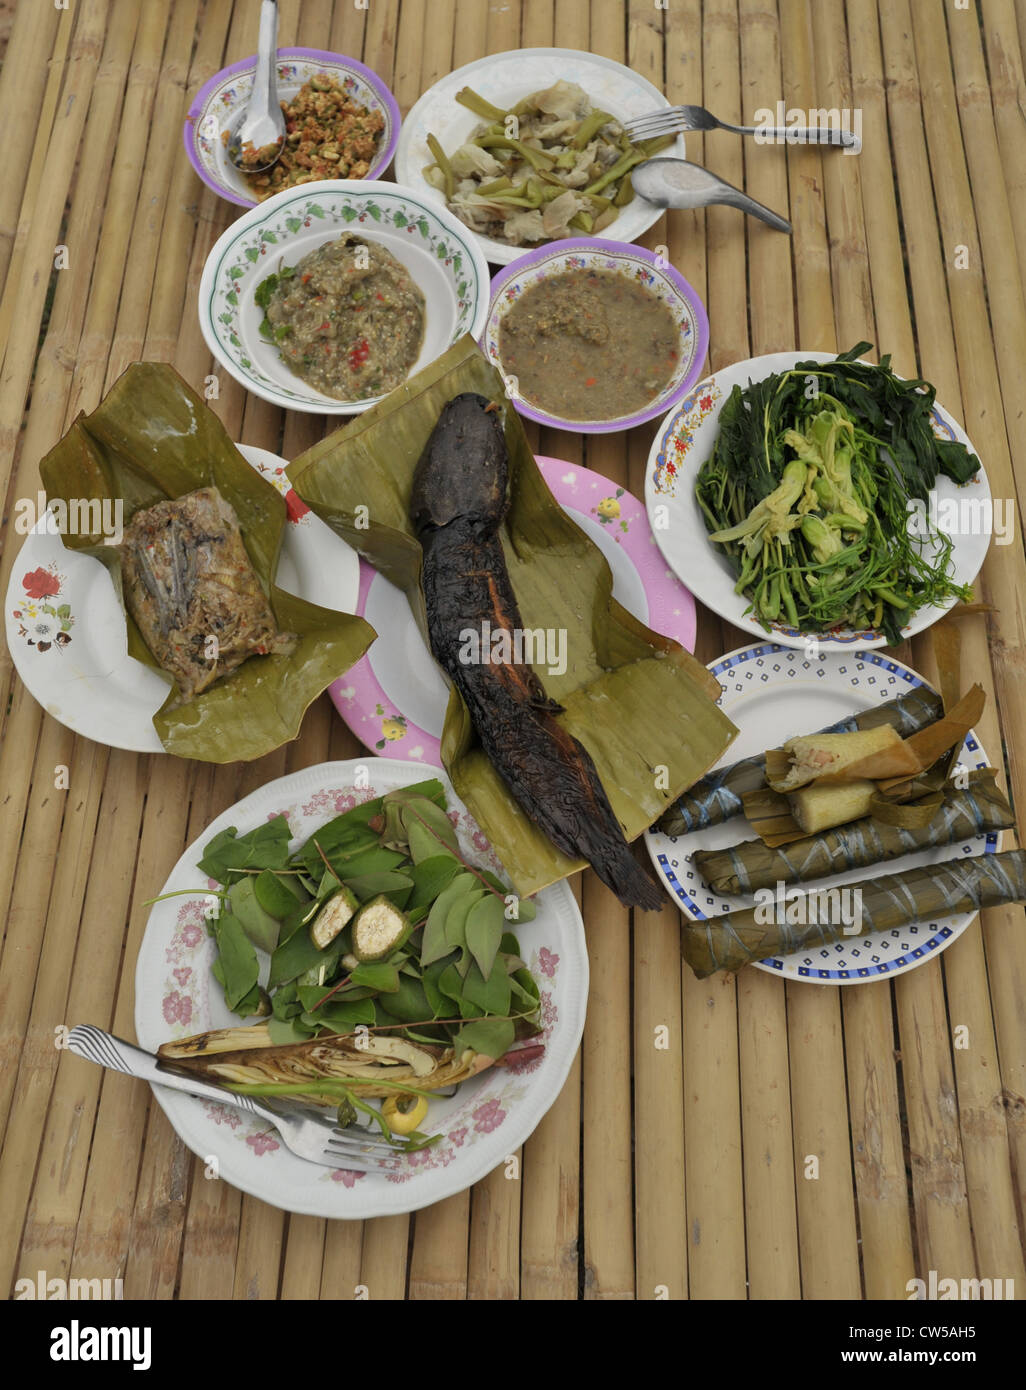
[231,73,385,200]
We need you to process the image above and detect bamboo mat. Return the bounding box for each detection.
[0,0,1024,1303]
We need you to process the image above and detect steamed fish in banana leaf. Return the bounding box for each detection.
[120,486,296,703]
[287,337,738,899]
[38,363,374,761]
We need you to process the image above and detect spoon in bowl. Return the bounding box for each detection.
[226,0,286,175]
[632,157,792,233]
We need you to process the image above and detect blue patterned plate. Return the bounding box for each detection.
[644,643,1000,984]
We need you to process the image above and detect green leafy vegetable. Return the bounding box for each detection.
[695,345,981,644]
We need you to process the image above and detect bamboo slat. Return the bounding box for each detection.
[409,1194,472,1299]
[0,0,61,296]
[2,0,1026,1305]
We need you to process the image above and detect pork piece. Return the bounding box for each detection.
[120,486,295,702]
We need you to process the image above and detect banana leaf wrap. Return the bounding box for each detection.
[680,848,1026,978]
[658,686,943,836]
[287,337,739,898]
[693,768,1013,894]
[38,362,375,762]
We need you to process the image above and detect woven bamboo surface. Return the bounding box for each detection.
[1,0,1025,1302]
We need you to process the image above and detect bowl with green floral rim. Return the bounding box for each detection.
[198,180,491,414]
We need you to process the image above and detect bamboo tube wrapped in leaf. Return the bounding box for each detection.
[680,848,1026,978]
[658,687,943,836]
[693,769,1013,895]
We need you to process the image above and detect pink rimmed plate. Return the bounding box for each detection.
[330,456,698,763]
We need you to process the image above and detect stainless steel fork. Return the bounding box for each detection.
[625,103,859,149]
[66,1024,410,1172]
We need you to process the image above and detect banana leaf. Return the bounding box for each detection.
[38,362,375,762]
[287,337,738,897]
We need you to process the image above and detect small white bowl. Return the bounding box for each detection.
[198,180,491,415]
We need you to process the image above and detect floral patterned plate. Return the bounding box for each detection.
[198,180,491,414]
[645,644,999,984]
[133,759,587,1218]
[645,351,992,651]
[183,48,401,209]
[4,446,358,753]
[332,456,698,764]
[483,239,709,433]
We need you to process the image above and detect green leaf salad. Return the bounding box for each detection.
[695,344,981,644]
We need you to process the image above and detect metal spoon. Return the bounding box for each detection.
[226,0,285,174]
[632,157,792,233]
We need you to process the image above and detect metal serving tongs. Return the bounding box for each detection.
[632,157,792,233]
[66,1024,413,1171]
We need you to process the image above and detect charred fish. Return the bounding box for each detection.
[410,393,663,910]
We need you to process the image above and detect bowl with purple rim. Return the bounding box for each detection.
[481,238,709,434]
[184,48,401,209]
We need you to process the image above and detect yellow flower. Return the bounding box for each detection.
[381,717,406,741]
[597,496,620,520]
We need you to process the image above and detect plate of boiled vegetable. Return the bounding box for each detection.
[394,48,685,266]
[134,759,587,1217]
[645,347,992,651]
[645,644,1026,984]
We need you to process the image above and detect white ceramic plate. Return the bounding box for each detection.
[134,759,588,1218]
[198,180,491,414]
[645,353,992,651]
[395,47,685,266]
[4,446,359,753]
[645,643,1000,984]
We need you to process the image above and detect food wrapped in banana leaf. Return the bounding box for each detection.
[121,487,296,703]
[287,337,738,899]
[658,687,943,836]
[693,768,1014,895]
[158,1023,500,1106]
[680,848,1026,978]
[38,363,374,761]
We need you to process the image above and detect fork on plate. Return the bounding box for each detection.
[624,103,859,148]
[65,1024,413,1172]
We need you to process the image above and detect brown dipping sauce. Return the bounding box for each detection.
[497,268,681,421]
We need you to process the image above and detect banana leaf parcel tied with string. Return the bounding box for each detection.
[692,768,1014,896]
[657,685,943,837]
[681,848,1026,978]
[287,337,739,901]
[38,363,375,761]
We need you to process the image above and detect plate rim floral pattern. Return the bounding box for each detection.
[644,350,993,652]
[482,238,710,434]
[199,180,490,414]
[3,445,358,754]
[183,47,402,208]
[134,758,588,1218]
[644,643,999,985]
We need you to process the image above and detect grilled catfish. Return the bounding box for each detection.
[120,486,295,702]
[410,393,662,910]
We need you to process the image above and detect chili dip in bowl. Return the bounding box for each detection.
[482,238,709,433]
[199,181,491,416]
